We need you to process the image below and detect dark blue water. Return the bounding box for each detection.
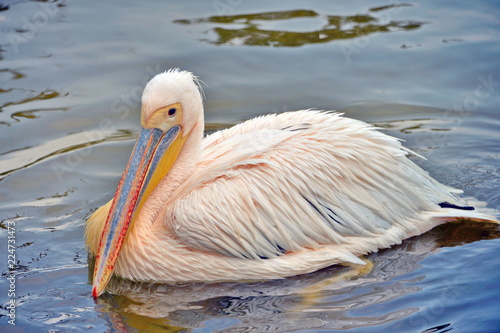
[1,0,499,332]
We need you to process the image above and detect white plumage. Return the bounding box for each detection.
[86,69,496,296]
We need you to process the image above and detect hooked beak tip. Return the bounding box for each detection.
[92,284,104,298]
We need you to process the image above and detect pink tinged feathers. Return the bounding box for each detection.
[85,69,497,297]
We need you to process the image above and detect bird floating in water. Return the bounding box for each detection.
[86,69,496,297]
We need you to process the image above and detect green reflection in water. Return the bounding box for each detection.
[0,68,25,80]
[11,107,70,120]
[175,6,424,47]
[0,89,69,125]
[176,9,319,24]
[0,89,62,110]
[370,3,412,12]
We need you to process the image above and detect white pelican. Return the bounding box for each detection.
[86,69,496,297]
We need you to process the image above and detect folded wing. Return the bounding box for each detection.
[169,111,468,260]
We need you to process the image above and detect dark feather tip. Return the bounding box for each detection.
[439,202,475,211]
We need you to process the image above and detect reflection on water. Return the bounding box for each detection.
[92,222,500,332]
[374,118,452,134]
[176,5,424,47]
[0,87,68,126]
[0,68,25,80]
[0,129,134,179]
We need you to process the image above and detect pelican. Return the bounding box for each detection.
[86,69,496,297]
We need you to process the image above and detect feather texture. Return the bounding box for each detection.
[170,111,472,261]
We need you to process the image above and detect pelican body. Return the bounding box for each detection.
[86,69,495,297]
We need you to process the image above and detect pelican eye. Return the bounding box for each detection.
[168,108,177,117]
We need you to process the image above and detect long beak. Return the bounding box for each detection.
[92,125,186,297]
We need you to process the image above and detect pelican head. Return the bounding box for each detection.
[92,69,203,297]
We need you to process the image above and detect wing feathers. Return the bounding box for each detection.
[169,111,471,260]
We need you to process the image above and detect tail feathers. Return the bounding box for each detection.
[431,196,499,223]
[433,210,497,222]
[432,206,498,223]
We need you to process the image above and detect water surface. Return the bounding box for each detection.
[0,0,499,332]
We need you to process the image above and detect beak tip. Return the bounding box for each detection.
[92,285,101,298]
